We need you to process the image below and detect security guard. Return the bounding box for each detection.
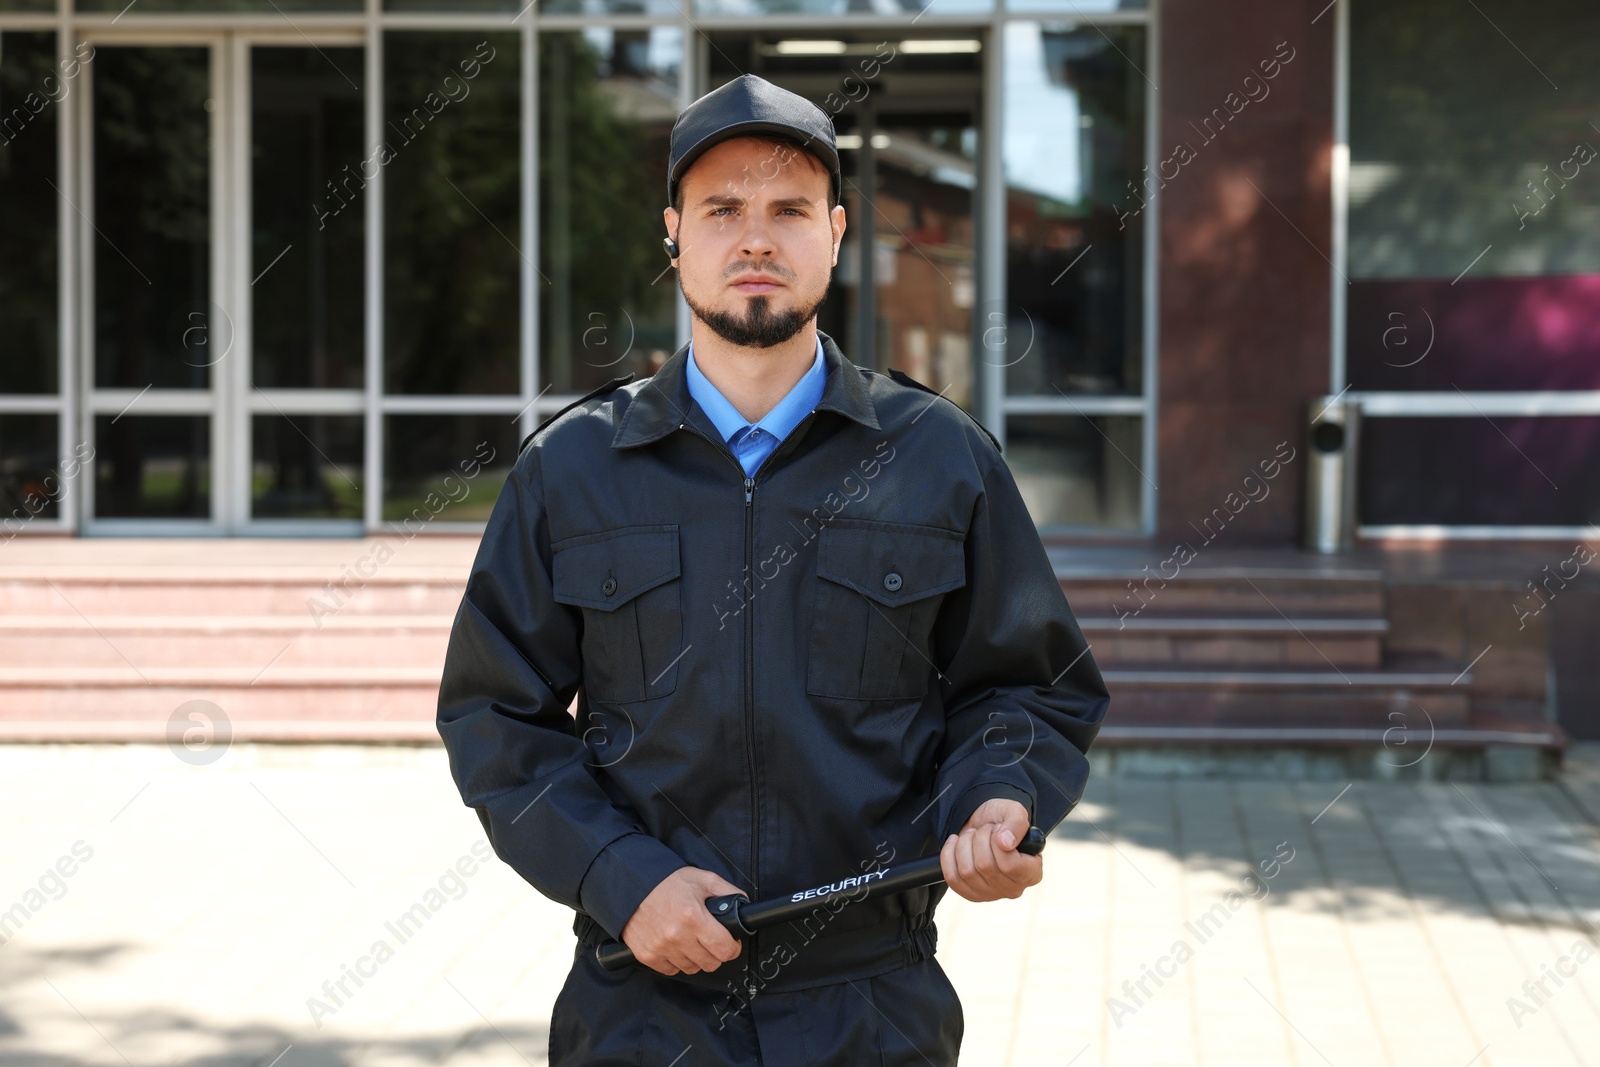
[436,73,1110,1066]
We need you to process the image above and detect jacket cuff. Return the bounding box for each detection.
[577,832,688,940]
[943,782,1036,841]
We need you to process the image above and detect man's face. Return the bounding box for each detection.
[664,137,846,349]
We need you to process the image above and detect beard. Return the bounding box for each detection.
[681,272,831,349]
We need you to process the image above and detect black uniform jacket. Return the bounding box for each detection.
[435,330,1110,997]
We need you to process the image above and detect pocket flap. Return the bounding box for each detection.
[551,525,680,611]
[817,520,966,607]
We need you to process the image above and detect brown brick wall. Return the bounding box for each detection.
[1155,0,1336,545]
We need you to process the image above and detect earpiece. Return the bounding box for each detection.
[662,237,680,258]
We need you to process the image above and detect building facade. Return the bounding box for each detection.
[0,0,1595,547]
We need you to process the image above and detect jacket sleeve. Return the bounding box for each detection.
[927,446,1111,842]
[435,446,687,940]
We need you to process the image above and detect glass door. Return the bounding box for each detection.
[81,38,221,532]
[706,32,982,411]
[79,30,365,535]
[833,102,978,412]
[233,36,366,533]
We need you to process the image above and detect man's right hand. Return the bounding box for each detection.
[620,866,746,976]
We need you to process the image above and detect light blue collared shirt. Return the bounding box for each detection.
[685,336,829,477]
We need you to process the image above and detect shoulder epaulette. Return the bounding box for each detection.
[886,367,1003,455]
[518,374,635,457]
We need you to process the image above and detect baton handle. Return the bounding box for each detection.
[595,826,1045,972]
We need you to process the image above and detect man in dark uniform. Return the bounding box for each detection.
[435,73,1109,1065]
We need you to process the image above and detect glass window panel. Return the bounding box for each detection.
[384,32,520,396]
[696,0,990,16]
[1347,276,1600,392]
[855,117,978,402]
[79,0,360,9]
[0,31,60,394]
[1349,0,1600,280]
[385,0,519,9]
[382,415,516,523]
[0,0,56,10]
[252,47,365,390]
[702,35,980,396]
[1347,0,1600,391]
[1006,0,1145,11]
[251,414,363,520]
[0,413,61,526]
[540,28,681,395]
[540,0,681,12]
[94,415,210,519]
[1005,413,1142,529]
[92,46,213,391]
[1358,416,1600,527]
[1003,22,1146,398]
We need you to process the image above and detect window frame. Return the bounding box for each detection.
[1331,0,1600,541]
[0,0,1156,537]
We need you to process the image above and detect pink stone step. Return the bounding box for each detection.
[0,616,451,669]
[0,575,467,616]
[1077,616,1387,669]
[3,672,441,735]
[0,539,484,741]
[1059,574,1386,619]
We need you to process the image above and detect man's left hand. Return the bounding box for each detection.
[940,798,1043,902]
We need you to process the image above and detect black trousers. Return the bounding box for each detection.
[548,944,965,1066]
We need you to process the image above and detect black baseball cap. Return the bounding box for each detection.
[667,74,841,210]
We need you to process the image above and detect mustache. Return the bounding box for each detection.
[725,263,795,281]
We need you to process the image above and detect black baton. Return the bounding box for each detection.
[595,826,1047,971]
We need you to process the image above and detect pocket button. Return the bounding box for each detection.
[808,522,967,701]
[551,526,682,703]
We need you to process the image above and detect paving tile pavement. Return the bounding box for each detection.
[2,743,1598,1066]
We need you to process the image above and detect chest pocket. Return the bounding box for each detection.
[551,525,683,704]
[807,520,967,701]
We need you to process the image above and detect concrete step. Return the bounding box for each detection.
[1,668,444,742]
[0,539,472,741]
[1095,707,1564,755]
[1078,616,1387,669]
[1060,570,1386,620]
[0,669,586,743]
[1100,659,1475,726]
[0,570,466,616]
[0,615,451,669]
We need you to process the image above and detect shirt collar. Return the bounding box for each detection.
[685,336,828,446]
[611,329,879,450]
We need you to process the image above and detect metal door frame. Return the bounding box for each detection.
[76,26,364,536]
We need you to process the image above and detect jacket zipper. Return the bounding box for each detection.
[682,411,819,996]
[743,470,758,992]
[673,420,761,992]
[735,410,817,920]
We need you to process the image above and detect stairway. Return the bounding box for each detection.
[0,539,1568,762]
[1057,553,1563,756]
[0,538,475,742]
